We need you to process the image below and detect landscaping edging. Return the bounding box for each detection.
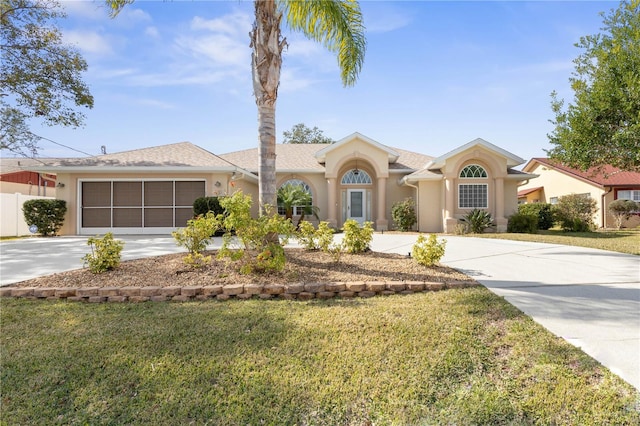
[0,281,479,303]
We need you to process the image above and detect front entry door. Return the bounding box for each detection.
[347,189,366,225]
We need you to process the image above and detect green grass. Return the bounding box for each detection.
[472,229,640,255]
[2,290,638,425]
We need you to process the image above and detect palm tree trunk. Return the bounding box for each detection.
[251,0,284,214]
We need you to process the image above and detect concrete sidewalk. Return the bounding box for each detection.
[1,233,638,390]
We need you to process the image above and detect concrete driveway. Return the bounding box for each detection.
[1,233,638,390]
[371,234,640,391]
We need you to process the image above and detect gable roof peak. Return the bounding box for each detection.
[428,137,525,169]
[314,132,400,163]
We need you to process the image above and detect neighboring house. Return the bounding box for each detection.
[0,158,57,196]
[518,158,640,229]
[30,133,535,235]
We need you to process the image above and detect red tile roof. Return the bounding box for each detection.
[526,158,640,186]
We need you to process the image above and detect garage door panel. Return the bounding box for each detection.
[145,208,173,227]
[82,182,111,207]
[113,208,142,227]
[145,181,173,206]
[176,181,205,206]
[83,208,111,227]
[113,182,142,206]
[175,208,194,227]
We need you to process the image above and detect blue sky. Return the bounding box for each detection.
[14,1,617,164]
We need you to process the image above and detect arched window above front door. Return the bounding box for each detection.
[341,169,372,185]
[459,164,487,178]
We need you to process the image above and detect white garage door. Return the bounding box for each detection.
[80,180,205,234]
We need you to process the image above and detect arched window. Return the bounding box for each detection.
[341,169,372,185]
[459,164,487,178]
[458,165,488,209]
[277,179,312,216]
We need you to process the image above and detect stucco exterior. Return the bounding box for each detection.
[26,134,535,235]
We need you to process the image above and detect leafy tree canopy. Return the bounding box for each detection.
[1,0,94,156]
[282,123,334,144]
[548,0,640,172]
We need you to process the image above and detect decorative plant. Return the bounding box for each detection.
[507,213,538,234]
[172,212,220,267]
[461,209,494,234]
[518,203,554,230]
[22,199,67,236]
[391,198,417,231]
[608,199,639,230]
[277,183,318,227]
[342,219,374,253]
[82,233,124,273]
[555,194,597,232]
[296,220,334,252]
[411,234,446,266]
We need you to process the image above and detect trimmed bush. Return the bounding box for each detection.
[555,194,597,232]
[342,219,374,253]
[507,213,538,233]
[172,212,220,267]
[82,233,124,273]
[412,234,446,266]
[22,199,67,236]
[193,196,224,217]
[297,221,334,252]
[391,198,417,231]
[608,199,639,230]
[518,203,554,230]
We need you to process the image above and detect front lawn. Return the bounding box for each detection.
[473,229,640,255]
[2,289,638,425]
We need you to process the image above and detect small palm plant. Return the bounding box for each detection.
[277,184,319,227]
[461,209,494,234]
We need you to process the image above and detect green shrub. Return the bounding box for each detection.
[518,203,554,230]
[296,221,335,251]
[391,198,417,231]
[411,234,446,266]
[342,219,374,253]
[82,233,124,273]
[192,196,225,217]
[461,209,494,233]
[172,212,220,267]
[555,194,597,232]
[22,199,67,236]
[218,191,295,274]
[608,199,639,230]
[507,213,538,233]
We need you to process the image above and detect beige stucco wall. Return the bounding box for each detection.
[323,139,390,179]
[416,180,444,232]
[385,174,415,230]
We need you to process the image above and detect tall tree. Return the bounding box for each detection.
[108,0,366,212]
[1,0,94,157]
[282,123,334,144]
[548,0,640,172]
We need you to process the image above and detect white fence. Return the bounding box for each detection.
[0,193,54,237]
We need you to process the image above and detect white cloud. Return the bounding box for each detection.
[61,1,109,20]
[174,33,249,68]
[362,4,412,33]
[63,30,113,55]
[145,26,160,38]
[190,13,252,36]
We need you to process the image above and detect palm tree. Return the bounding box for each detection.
[277,183,319,227]
[108,0,366,214]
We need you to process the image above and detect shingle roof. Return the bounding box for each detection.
[526,158,640,186]
[0,157,63,174]
[219,144,432,172]
[31,142,240,169]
